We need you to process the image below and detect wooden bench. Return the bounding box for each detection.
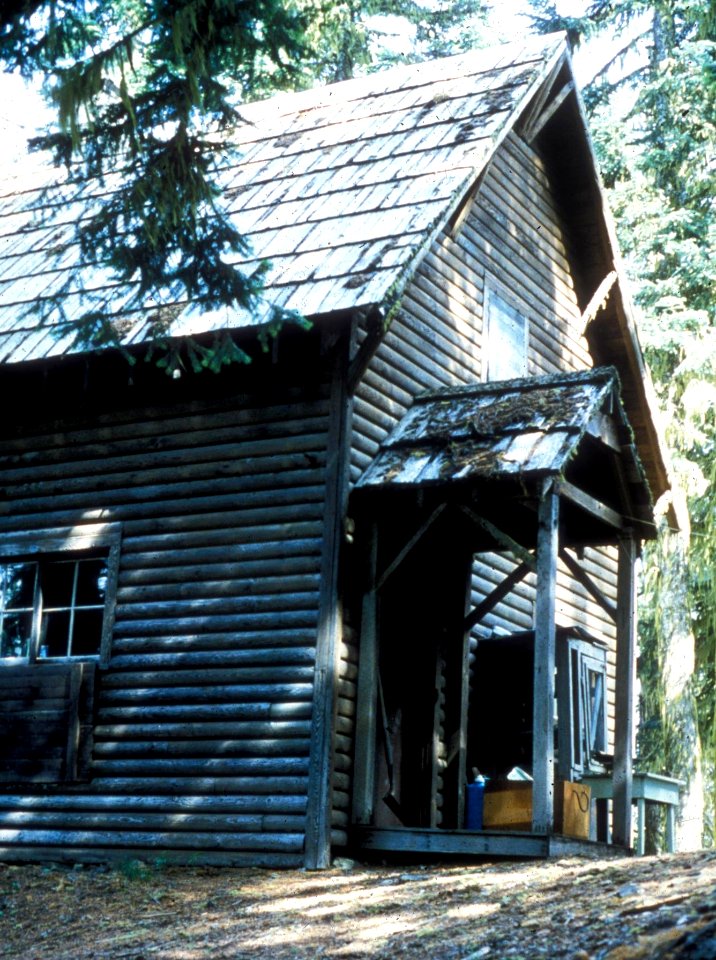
[580,772,684,854]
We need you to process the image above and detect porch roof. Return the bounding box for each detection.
[357,367,654,539]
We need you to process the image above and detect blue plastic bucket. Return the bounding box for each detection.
[465,777,486,829]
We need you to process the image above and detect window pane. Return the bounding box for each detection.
[42,560,77,608]
[486,291,528,381]
[71,609,104,656]
[1,563,36,611]
[0,548,110,661]
[0,611,33,658]
[587,668,606,752]
[42,610,71,658]
[75,558,108,606]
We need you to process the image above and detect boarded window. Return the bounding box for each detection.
[565,638,608,777]
[575,648,608,767]
[484,286,529,381]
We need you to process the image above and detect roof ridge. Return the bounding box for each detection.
[236,34,567,125]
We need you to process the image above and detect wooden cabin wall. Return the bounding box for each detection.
[0,347,333,866]
[351,129,619,776]
[351,130,593,479]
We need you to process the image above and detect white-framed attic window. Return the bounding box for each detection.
[483,281,529,381]
[0,525,120,667]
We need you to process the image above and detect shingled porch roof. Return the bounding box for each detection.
[357,367,655,542]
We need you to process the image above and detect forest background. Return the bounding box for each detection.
[0,0,714,850]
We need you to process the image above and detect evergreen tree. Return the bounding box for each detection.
[298,0,489,85]
[0,0,310,370]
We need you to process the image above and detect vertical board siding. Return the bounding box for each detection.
[350,131,618,791]
[0,382,331,866]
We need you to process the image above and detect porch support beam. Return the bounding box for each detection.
[463,560,533,632]
[352,520,379,825]
[439,550,475,830]
[579,270,618,336]
[460,507,536,570]
[559,547,617,622]
[519,56,565,140]
[347,309,386,396]
[613,531,638,848]
[532,481,559,834]
[376,504,446,591]
[558,480,623,531]
[524,81,574,142]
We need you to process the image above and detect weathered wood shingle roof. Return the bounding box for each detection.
[0,34,566,365]
[357,368,655,538]
[357,369,616,487]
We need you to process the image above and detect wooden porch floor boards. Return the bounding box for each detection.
[352,825,626,860]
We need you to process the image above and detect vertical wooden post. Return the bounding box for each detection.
[305,327,353,869]
[351,519,379,825]
[454,613,473,829]
[63,662,83,782]
[439,548,473,829]
[555,634,573,782]
[532,481,559,834]
[613,531,637,848]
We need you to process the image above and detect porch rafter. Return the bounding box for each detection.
[375,503,447,592]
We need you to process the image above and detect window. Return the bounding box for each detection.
[484,283,529,381]
[0,526,120,667]
[582,657,607,756]
[567,639,608,774]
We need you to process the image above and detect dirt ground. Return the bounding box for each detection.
[1,850,716,960]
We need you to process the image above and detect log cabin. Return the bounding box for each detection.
[0,33,672,868]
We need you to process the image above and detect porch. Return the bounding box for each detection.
[347,369,656,859]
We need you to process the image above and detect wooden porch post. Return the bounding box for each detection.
[437,547,474,829]
[351,519,379,825]
[532,481,559,834]
[613,531,637,848]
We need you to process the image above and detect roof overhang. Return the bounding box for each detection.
[509,47,675,522]
[356,367,655,546]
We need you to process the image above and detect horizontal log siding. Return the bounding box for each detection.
[351,131,618,779]
[0,383,332,866]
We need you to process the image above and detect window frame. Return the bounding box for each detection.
[0,524,121,668]
[483,278,530,382]
[562,636,609,777]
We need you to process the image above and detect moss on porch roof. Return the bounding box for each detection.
[357,368,648,498]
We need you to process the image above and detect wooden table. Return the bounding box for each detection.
[580,772,684,854]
